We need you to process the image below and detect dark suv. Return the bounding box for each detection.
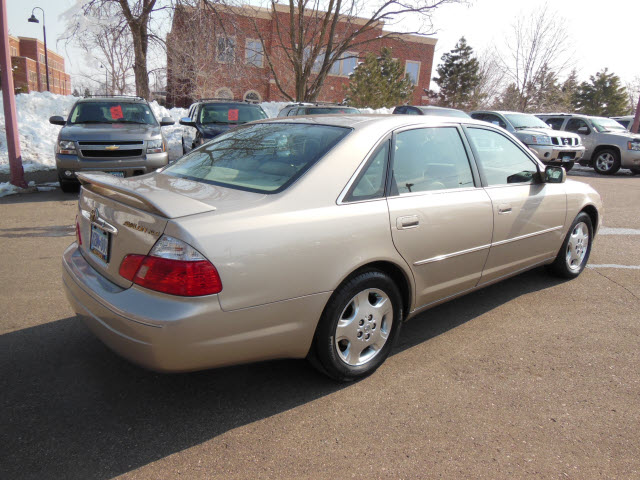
[392,105,470,118]
[180,100,268,153]
[49,96,174,192]
[277,103,361,117]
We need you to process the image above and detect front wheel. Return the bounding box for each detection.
[593,149,621,175]
[546,212,593,279]
[311,270,403,381]
[563,161,574,172]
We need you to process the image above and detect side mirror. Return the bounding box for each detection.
[179,117,196,127]
[49,115,66,126]
[160,117,175,126]
[577,126,590,135]
[544,165,566,184]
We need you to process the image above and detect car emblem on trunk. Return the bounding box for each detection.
[90,208,99,223]
[105,145,120,151]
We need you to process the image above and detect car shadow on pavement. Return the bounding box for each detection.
[0,268,563,480]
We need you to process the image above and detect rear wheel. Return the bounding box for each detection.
[311,270,403,381]
[593,149,620,175]
[546,212,593,279]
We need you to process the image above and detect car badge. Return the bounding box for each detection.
[105,145,120,151]
[90,209,99,223]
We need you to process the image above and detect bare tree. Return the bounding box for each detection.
[627,76,640,114]
[62,0,171,99]
[495,4,573,112]
[472,49,505,109]
[198,0,459,102]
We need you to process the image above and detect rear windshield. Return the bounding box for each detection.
[305,107,360,115]
[199,104,267,124]
[164,123,351,193]
[69,102,157,125]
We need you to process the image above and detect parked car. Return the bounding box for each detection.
[180,99,267,154]
[611,115,638,132]
[49,95,174,192]
[537,113,640,175]
[277,103,361,117]
[470,111,584,171]
[63,115,601,381]
[392,105,470,118]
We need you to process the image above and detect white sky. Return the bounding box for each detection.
[6,0,640,89]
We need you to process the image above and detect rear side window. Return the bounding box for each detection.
[345,141,389,202]
[544,117,565,130]
[392,127,475,194]
[466,127,537,186]
[164,123,351,193]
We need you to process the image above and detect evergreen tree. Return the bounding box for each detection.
[573,69,630,116]
[492,83,521,111]
[431,37,483,110]
[560,69,579,112]
[72,88,81,97]
[345,48,413,108]
[83,87,91,98]
[527,64,564,112]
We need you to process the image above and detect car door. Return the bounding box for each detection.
[565,118,596,158]
[464,126,566,286]
[183,104,196,153]
[386,126,494,310]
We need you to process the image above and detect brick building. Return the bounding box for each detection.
[167,4,436,107]
[7,35,71,95]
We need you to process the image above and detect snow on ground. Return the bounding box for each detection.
[0,92,391,174]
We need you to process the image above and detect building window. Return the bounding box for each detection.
[243,90,261,103]
[214,87,233,99]
[312,51,324,74]
[217,36,236,63]
[29,71,37,83]
[40,74,46,85]
[405,60,420,85]
[10,46,17,56]
[245,39,263,67]
[39,53,45,63]
[328,52,358,76]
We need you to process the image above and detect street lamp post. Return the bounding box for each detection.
[100,64,108,95]
[27,7,49,92]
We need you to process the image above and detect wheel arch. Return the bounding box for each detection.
[580,204,599,234]
[592,144,621,160]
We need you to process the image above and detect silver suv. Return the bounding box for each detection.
[537,113,640,175]
[50,96,174,192]
[470,111,584,171]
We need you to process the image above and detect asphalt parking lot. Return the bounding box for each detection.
[1,166,638,479]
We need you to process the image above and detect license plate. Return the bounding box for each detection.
[90,224,110,262]
[562,154,574,161]
[108,171,125,177]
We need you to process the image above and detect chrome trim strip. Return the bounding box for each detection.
[413,243,491,266]
[412,226,562,267]
[491,225,562,247]
[80,208,118,235]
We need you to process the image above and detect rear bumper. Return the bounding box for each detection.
[56,152,168,180]
[528,145,585,163]
[62,243,328,372]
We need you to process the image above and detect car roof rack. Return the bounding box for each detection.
[83,94,146,101]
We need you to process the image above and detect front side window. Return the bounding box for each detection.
[345,141,389,202]
[544,117,565,130]
[393,127,475,194]
[217,36,236,63]
[566,118,590,134]
[164,123,351,193]
[466,127,538,186]
[69,102,157,125]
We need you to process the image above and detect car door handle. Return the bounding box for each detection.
[498,204,512,215]
[397,215,419,229]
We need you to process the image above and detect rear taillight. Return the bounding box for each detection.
[119,235,222,297]
[75,216,82,245]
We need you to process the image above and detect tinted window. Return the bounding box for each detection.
[481,114,507,129]
[393,127,475,194]
[566,118,590,134]
[199,104,267,124]
[346,141,389,202]
[420,107,470,118]
[466,128,537,186]
[544,117,565,130]
[70,102,157,125]
[305,107,360,114]
[404,107,421,115]
[165,123,350,193]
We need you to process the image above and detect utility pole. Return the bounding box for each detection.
[0,0,26,188]
[631,95,640,135]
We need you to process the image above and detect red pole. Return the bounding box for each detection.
[631,95,640,135]
[0,0,26,188]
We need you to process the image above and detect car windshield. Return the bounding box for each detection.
[504,113,549,129]
[199,104,267,124]
[69,102,157,125]
[418,107,470,118]
[164,123,351,193]
[305,107,360,114]
[591,117,628,132]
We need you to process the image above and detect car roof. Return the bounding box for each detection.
[77,96,147,104]
[258,113,488,130]
[473,110,536,115]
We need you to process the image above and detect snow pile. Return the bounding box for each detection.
[0,180,35,198]
[0,92,392,173]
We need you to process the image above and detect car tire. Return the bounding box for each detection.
[630,167,640,175]
[312,269,403,382]
[563,161,574,172]
[593,149,621,175]
[546,212,593,279]
[58,176,79,193]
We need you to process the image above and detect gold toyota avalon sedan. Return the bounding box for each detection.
[62,115,602,381]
